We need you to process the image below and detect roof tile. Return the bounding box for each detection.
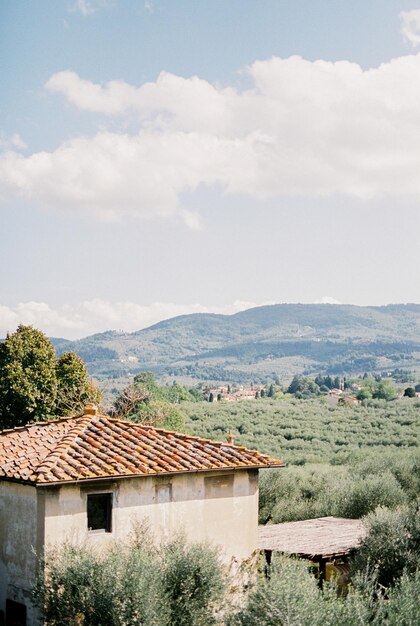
[0,412,284,485]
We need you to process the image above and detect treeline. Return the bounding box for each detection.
[284,373,419,401]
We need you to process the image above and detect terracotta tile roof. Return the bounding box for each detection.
[0,407,284,485]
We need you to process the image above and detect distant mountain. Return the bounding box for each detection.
[52,303,420,384]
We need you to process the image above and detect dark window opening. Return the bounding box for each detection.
[6,599,27,626]
[87,493,112,532]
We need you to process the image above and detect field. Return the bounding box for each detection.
[182,396,419,465]
[183,397,420,524]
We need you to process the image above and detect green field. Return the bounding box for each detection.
[183,396,419,464]
[183,397,420,524]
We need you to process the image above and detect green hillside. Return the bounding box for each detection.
[52,303,420,383]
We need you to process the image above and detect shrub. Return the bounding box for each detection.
[34,531,226,626]
[162,536,226,626]
[332,472,407,519]
[385,570,420,625]
[352,502,420,587]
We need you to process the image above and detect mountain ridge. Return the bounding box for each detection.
[49,303,420,384]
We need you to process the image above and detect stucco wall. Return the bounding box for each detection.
[0,469,258,624]
[43,469,259,561]
[0,481,42,625]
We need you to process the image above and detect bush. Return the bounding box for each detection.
[228,555,382,626]
[228,556,322,626]
[385,570,420,625]
[162,537,225,626]
[352,502,420,587]
[332,473,407,519]
[34,530,226,626]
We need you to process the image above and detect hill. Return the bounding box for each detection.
[52,303,420,384]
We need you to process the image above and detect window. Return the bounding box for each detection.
[87,493,112,532]
[6,599,27,626]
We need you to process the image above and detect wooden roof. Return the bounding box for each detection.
[258,517,366,559]
[0,405,284,485]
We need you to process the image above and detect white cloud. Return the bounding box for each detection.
[0,132,26,151]
[3,54,420,224]
[0,299,265,340]
[73,0,95,16]
[400,10,420,47]
[144,1,154,14]
[72,0,111,16]
[314,297,342,305]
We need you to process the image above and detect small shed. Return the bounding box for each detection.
[258,517,367,583]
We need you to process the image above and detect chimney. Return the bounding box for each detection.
[83,403,99,416]
[226,433,235,445]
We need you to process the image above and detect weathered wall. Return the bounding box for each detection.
[0,481,42,625]
[43,469,259,561]
[0,469,258,624]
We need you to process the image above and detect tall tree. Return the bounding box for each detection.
[0,325,58,428]
[56,352,100,416]
[0,325,100,429]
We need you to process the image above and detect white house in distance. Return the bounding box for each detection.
[0,403,283,626]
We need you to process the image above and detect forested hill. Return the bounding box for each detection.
[52,303,420,383]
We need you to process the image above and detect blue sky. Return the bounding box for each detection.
[1,1,420,338]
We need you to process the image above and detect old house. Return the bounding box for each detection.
[0,404,283,625]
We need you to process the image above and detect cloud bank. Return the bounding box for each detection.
[2,54,420,224]
[0,299,266,340]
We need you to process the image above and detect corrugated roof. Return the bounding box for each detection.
[258,517,366,559]
[0,407,284,485]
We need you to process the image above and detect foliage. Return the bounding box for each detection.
[112,371,191,430]
[183,396,419,465]
[352,502,420,587]
[287,376,320,398]
[128,399,185,431]
[356,377,397,401]
[182,396,419,523]
[56,352,101,417]
[0,325,58,428]
[162,536,226,626]
[0,325,101,429]
[228,555,381,626]
[34,530,226,626]
[229,554,420,626]
[384,570,420,625]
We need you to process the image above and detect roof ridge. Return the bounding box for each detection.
[35,415,94,481]
[0,413,84,435]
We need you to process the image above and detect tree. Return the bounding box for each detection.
[56,352,100,416]
[128,400,185,431]
[0,325,100,429]
[403,387,416,398]
[0,325,58,428]
[112,372,186,430]
[372,379,396,401]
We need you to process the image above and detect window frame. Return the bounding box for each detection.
[87,492,113,533]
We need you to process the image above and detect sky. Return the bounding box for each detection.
[2,0,420,339]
